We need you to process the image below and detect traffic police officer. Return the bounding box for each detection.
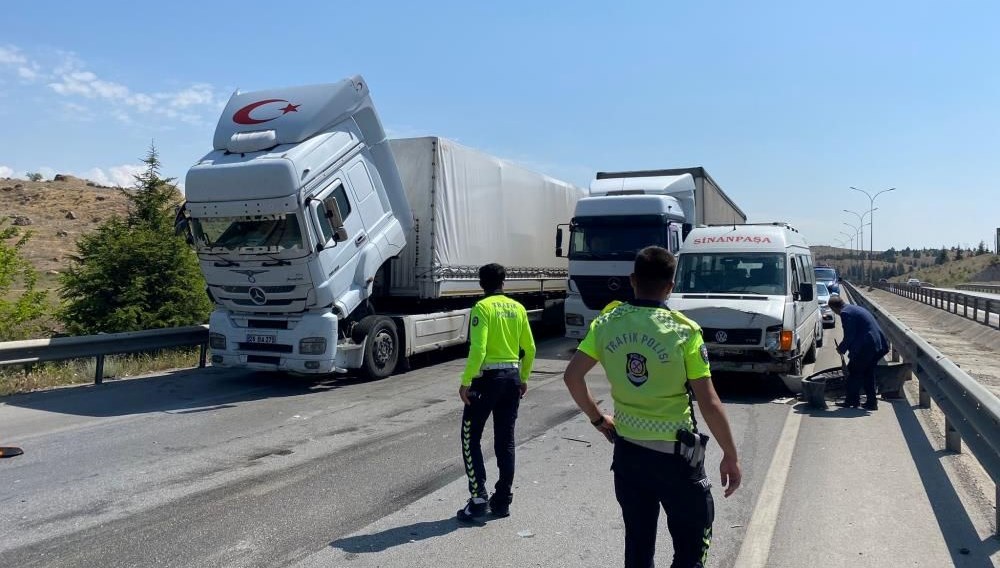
[457,263,536,522]
[563,246,742,568]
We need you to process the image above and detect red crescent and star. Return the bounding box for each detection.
[232,99,301,125]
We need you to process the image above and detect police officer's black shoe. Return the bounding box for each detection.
[862,402,878,411]
[456,497,488,523]
[835,401,860,408]
[489,492,513,518]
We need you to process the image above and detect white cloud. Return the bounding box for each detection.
[37,167,57,181]
[83,164,145,188]
[0,46,27,66]
[0,165,15,178]
[1,45,224,124]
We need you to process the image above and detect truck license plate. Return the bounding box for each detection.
[247,334,276,344]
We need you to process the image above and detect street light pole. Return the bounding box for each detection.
[843,208,876,281]
[850,186,896,283]
[842,222,862,279]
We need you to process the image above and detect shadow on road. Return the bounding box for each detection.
[329,517,479,554]
[0,367,363,418]
[0,334,574,419]
[894,401,1000,566]
[791,400,879,418]
[712,372,793,404]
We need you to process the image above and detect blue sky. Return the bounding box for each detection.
[1,1,997,250]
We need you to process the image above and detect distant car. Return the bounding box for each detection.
[814,266,840,295]
[878,278,888,284]
[816,282,835,328]
[907,278,921,286]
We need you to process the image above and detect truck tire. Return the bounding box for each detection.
[355,315,399,380]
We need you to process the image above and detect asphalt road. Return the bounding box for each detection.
[1,335,800,567]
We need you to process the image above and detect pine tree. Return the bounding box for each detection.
[59,144,211,334]
[0,221,48,340]
[935,247,949,265]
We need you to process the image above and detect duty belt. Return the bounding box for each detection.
[622,437,678,455]
[482,362,520,371]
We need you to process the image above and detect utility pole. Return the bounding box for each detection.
[850,186,896,283]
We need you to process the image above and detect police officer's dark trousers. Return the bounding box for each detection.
[461,368,521,499]
[612,439,714,568]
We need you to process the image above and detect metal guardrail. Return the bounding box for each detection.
[845,282,1000,535]
[956,283,1000,294]
[876,283,998,330]
[0,325,209,384]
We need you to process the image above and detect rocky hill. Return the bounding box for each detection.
[1,175,130,286]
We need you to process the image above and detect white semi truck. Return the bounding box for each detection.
[557,167,746,339]
[179,76,584,378]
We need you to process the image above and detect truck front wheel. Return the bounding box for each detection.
[354,315,399,380]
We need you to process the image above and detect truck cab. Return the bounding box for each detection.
[558,173,694,338]
[669,223,823,376]
[180,76,411,375]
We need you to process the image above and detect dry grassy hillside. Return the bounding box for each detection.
[811,245,999,286]
[1,175,130,287]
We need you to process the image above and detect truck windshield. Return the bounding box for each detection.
[191,214,305,252]
[675,252,787,295]
[569,224,667,260]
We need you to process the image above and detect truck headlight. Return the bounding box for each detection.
[209,332,227,350]
[565,313,584,327]
[299,337,327,355]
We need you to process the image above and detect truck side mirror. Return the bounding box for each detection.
[799,282,814,302]
[173,203,194,246]
[555,227,564,257]
[327,202,349,243]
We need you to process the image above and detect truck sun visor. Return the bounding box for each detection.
[228,130,278,154]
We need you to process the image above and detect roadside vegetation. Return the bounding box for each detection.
[812,244,998,287]
[1,146,210,395]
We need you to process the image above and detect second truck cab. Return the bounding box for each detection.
[558,173,694,338]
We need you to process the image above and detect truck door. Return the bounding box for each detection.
[345,157,391,239]
[310,179,367,301]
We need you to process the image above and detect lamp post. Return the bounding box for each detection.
[850,186,896,283]
[843,208,876,281]
[842,222,862,279]
[838,230,855,256]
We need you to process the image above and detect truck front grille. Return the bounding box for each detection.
[572,276,634,311]
[701,328,762,346]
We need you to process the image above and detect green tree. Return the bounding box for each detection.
[976,240,988,256]
[955,246,964,261]
[25,172,43,182]
[59,145,211,334]
[935,247,949,265]
[0,221,48,340]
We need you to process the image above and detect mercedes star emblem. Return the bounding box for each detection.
[249,287,267,306]
[607,277,622,292]
[715,330,729,343]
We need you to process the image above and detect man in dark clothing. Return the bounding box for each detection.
[828,296,890,410]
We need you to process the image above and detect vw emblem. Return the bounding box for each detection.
[715,330,729,343]
[607,277,622,292]
[249,287,267,306]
